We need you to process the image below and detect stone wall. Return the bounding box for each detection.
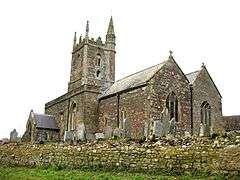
[192,66,223,135]
[223,116,240,131]
[0,137,240,175]
[148,59,191,135]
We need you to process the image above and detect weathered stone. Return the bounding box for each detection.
[104,126,113,139]
[95,133,104,140]
[64,131,74,142]
[9,129,18,142]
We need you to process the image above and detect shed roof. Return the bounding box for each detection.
[34,113,59,130]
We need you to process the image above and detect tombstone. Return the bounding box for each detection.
[161,107,170,136]
[113,128,122,137]
[104,126,113,139]
[199,123,204,137]
[76,123,85,140]
[95,132,104,140]
[64,131,74,142]
[144,122,149,138]
[210,126,213,136]
[10,129,18,142]
[153,120,163,137]
[169,117,176,135]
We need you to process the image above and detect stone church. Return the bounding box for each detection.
[23,17,224,142]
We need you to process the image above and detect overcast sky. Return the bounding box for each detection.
[0,0,239,139]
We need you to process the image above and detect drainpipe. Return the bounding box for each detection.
[190,84,193,135]
[117,93,120,127]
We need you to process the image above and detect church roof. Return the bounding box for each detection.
[185,70,200,84]
[34,113,59,130]
[101,62,166,98]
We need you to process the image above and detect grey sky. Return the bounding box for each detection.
[0,0,239,138]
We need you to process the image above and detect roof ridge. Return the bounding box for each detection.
[115,61,166,83]
[185,70,200,76]
[34,113,54,117]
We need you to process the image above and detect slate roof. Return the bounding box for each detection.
[101,62,166,98]
[185,70,199,84]
[34,113,59,130]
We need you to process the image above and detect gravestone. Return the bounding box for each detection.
[113,128,122,137]
[169,117,176,135]
[95,132,104,140]
[161,107,170,136]
[10,129,18,142]
[77,123,85,140]
[153,120,163,137]
[64,131,74,142]
[104,126,113,139]
[144,122,149,138]
[199,123,204,137]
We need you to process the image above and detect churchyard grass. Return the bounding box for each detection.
[0,166,227,180]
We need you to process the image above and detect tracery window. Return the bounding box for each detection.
[166,92,178,122]
[201,101,211,126]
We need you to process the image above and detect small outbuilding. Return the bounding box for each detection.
[22,110,60,142]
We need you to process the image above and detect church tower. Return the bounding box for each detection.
[63,17,116,139]
[68,17,116,93]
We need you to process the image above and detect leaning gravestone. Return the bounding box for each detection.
[104,126,113,139]
[10,129,18,142]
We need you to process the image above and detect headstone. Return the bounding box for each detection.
[104,126,113,139]
[199,123,204,137]
[161,107,170,136]
[95,132,104,140]
[144,122,149,138]
[10,129,18,142]
[153,120,163,137]
[169,117,176,135]
[113,128,122,137]
[210,126,213,136]
[77,123,85,140]
[85,133,95,140]
[64,131,74,142]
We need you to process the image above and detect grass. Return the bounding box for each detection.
[0,166,228,180]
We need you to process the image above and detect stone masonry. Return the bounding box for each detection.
[22,17,238,142]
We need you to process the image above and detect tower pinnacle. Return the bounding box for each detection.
[106,16,115,47]
[107,16,115,35]
[85,21,89,38]
[73,32,77,48]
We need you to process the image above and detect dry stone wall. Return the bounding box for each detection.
[1,136,240,175]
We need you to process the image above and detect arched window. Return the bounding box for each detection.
[68,103,76,131]
[96,70,101,78]
[96,54,101,66]
[201,101,211,126]
[166,92,178,122]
